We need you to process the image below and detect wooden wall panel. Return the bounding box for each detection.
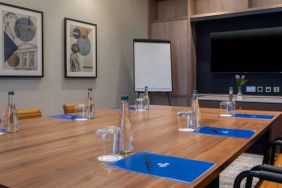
[251,0,282,8]
[151,22,169,39]
[151,20,189,96]
[194,0,249,15]
[188,1,197,97]
[148,0,158,22]
[157,0,187,20]
[189,0,197,16]
[170,20,189,95]
[187,21,196,97]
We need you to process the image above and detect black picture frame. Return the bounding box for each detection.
[0,2,44,77]
[64,18,97,78]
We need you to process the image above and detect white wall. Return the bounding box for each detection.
[0,0,148,115]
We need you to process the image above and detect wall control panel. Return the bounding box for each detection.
[257,86,263,93]
[274,87,280,93]
[246,86,256,93]
[265,87,272,93]
[245,86,280,94]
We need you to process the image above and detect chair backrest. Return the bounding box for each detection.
[63,103,79,114]
[18,108,42,120]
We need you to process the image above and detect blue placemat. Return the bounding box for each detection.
[112,106,136,111]
[110,152,215,184]
[195,126,255,139]
[234,113,274,120]
[48,114,85,120]
[0,128,5,135]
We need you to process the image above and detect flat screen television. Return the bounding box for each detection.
[210,27,282,73]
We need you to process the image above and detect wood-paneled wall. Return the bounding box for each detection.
[251,0,282,8]
[151,20,188,96]
[157,0,187,20]
[148,0,282,105]
[194,0,249,15]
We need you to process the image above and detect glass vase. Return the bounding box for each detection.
[237,87,243,100]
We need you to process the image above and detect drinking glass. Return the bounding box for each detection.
[135,98,146,111]
[74,104,88,121]
[220,101,234,117]
[96,126,123,163]
[177,110,194,132]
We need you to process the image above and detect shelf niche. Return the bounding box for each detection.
[191,0,249,15]
[189,0,282,18]
[251,0,282,8]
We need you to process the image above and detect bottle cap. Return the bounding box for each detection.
[229,87,233,94]
[88,88,93,91]
[8,91,14,95]
[192,89,198,94]
[121,96,128,101]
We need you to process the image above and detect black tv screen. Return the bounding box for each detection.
[210,27,282,73]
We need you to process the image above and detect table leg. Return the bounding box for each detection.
[0,184,9,188]
[206,176,219,188]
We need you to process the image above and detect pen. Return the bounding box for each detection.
[66,114,77,120]
[71,115,77,120]
[144,156,152,172]
[211,128,221,135]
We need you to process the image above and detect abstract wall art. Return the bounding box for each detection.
[0,3,43,77]
[64,18,97,78]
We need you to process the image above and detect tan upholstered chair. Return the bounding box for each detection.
[63,103,79,114]
[17,108,42,120]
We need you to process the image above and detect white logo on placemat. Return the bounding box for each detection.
[158,163,170,168]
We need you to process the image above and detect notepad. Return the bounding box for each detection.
[48,114,85,120]
[234,113,274,120]
[0,129,5,136]
[110,152,215,184]
[195,126,255,139]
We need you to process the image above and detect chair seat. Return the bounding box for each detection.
[274,154,282,167]
[258,154,282,188]
[259,180,282,188]
[63,103,79,114]
[18,108,42,120]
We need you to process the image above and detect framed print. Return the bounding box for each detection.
[64,18,97,78]
[0,2,43,77]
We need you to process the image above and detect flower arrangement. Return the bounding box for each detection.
[235,75,247,100]
[235,75,247,87]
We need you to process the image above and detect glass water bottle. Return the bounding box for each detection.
[87,88,95,119]
[191,90,201,130]
[143,86,150,111]
[5,91,19,133]
[228,87,236,111]
[119,96,133,154]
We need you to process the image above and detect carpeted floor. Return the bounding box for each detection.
[220,153,263,188]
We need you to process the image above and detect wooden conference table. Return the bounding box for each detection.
[0,105,280,188]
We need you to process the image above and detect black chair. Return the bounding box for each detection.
[263,137,282,165]
[233,137,282,188]
[233,164,282,188]
[0,184,9,188]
